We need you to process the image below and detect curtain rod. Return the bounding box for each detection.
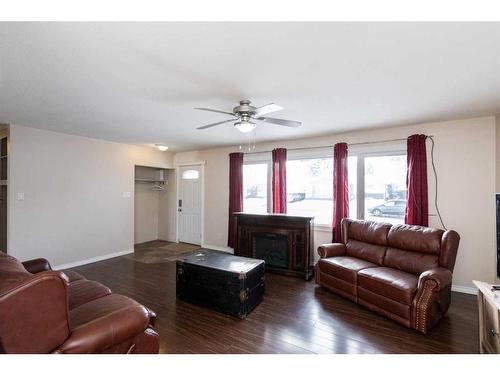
[242,135,434,155]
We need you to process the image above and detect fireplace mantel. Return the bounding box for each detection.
[233,212,314,280]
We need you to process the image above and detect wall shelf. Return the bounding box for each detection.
[134,166,170,191]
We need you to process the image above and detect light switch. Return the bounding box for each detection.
[17,192,25,201]
[122,192,131,198]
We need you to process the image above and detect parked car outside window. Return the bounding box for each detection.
[367,199,406,218]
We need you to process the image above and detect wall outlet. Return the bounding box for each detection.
[16,192,25,201]
[122,192,132,198]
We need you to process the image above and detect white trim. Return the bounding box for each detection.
[314,224,333,233]
[452,285,478,295]
[53,248,134,270]
[202,243,234,254]
[349,140,406,155]
[175,160,206,167]
[287,147,332,160]
[244,152,271,163]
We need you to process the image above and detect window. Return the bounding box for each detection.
[241,145,406,227]
[286,156,333,225]
[243,163,269,214]
[181,169,200,180]
[349,147,407,225]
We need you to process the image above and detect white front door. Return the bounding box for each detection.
[178,165,202,245]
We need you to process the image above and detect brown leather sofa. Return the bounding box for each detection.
[315,219,460,333]
[0,252,159,353]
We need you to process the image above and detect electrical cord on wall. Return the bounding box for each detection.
[428,136,448,230]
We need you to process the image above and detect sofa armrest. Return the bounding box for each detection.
[317,243,346,259]
[0,271,70,353]
[413,267,453,333]
[417,267,452,290]
[22,258,52,274]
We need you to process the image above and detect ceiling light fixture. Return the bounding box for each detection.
[155,144,168,151]
[234,120,256,134]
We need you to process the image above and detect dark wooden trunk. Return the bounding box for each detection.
[233,213,314,280]
[176,250,265,319]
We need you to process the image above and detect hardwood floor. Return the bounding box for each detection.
[71,243,479,354]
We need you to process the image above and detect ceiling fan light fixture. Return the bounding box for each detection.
[155,144,169,151]
[234,120,256,133]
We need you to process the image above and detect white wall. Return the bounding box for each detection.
[175,116,497,291]
[134,182,160,244]
[8,125,173,267]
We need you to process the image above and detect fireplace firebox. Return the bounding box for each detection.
[233,213,314,280]
[253,233,289,269]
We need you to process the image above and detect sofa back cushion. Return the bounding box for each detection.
[346,240,387,265]
[341,219,460,273]
[347,220,392,246]
[345,220,391,265]
[387,224,444,254]
[0,253,31,293]
[383,224,443,275]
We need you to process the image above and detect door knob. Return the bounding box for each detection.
[178,208,182,212]
[490,329,499,337]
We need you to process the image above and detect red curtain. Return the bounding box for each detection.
[405,134,428,226]
[227,152,244,248]
[332,142,349,242]
[272,148,287,213]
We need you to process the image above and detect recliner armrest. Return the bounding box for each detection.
[58,294,151,354]
[417,267,452,290]
[0,271,70,353]
[22,258,52,274]
[317,243,346,259]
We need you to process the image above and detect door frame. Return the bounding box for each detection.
[175,161,205,245]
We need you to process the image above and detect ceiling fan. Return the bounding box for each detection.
[195,100,302,133]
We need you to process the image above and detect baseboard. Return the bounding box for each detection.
[53,249,134,270]
[451,285,477,295]
[201,243,234,254]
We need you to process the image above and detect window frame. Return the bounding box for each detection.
[243,152,272,214]
[348,141,407,221]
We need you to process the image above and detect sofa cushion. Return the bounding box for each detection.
[68,279,112,310]
[387,224,443,254]
[0,253,32,292]
[383,247,439,275]
[347,220,391,246]
[62,270,86,283]
[317,256,378,283]
[346,240,387,265]
[357,267,418,305]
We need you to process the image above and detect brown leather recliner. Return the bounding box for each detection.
[0,252,160,353]
[315,219,460,333]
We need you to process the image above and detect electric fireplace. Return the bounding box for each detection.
[233,213,314,279]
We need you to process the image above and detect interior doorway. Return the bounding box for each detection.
[134,165,173,246]
[177,165,202,245]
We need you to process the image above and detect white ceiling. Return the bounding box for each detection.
[1,22,499,152]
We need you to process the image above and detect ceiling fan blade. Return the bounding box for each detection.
[256,117,302,127]
[254,103,283,117]
[196,118,236,130]
[194,107,236,116]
